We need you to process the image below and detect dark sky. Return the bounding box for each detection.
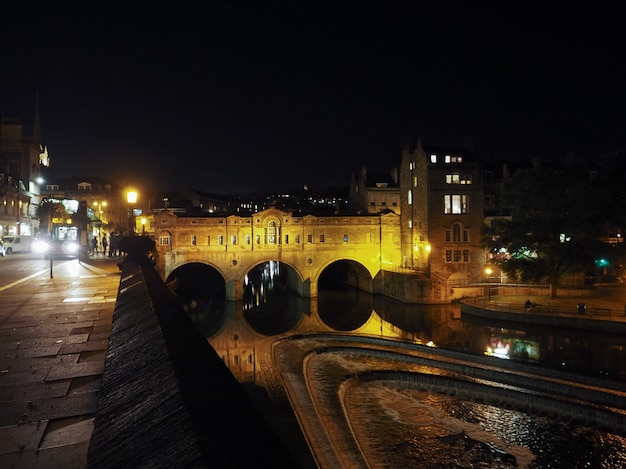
[2,2,624,194]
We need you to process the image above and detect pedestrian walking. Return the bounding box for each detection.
[109,232,118,257]
[91,236,98,255]
[102,234,108,256]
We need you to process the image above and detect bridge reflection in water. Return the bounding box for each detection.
[178,261,626,469]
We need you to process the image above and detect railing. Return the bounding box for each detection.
[463,297,626,322]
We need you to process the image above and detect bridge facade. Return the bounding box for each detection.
[153,208,402,300]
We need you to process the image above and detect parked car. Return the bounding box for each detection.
[0,239,5,256]
[2,235,33,254]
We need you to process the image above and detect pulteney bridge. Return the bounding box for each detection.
[153,208,402,300]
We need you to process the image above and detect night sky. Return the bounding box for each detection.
[2,3,624,194]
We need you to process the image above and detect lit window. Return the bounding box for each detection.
[218,235,224,245]
[268,221,276,244]
[430,154,437,163]
[444,195,469,214]
[231,235,237,245]
[343,234,348,242]
[245,234,251,245]
[408,190,412,205]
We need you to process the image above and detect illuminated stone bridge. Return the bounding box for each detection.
[153,208,404,301]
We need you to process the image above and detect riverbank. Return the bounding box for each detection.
[461,287,626,334]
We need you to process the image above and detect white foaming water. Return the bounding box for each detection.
[343,380,626,468]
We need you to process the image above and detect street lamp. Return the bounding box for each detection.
[127,190,138,234]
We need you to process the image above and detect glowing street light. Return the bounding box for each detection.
[127,190,138,233]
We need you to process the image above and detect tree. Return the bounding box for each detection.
[482,162,605,298]
[37,200,68,236]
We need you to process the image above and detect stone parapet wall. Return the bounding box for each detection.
[87,255,297,468]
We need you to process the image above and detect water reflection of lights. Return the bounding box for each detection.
[243,261,282,311]
[485,345,510,359]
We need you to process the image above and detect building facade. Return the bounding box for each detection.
[399,140,485,284]
[0,115,46,238]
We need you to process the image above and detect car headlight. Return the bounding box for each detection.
[65,242,79,254]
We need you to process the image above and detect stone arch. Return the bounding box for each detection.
[239,258,305,297]
[317,258,374,294]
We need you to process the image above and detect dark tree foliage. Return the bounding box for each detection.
[36,200,68,235]
[481,163,606,298]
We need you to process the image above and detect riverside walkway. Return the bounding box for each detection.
[0,255,120,468]
[461,285,626,334]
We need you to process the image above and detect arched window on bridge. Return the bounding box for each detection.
[268,221,277,244]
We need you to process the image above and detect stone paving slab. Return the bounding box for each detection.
[0,257,120,468]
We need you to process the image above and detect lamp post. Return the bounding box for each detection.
[127,190,138,234]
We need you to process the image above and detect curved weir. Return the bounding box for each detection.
[274,334,626,469]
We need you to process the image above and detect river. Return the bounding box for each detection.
[182,267,626,468]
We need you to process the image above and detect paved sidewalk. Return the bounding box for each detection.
[0,256,121,469]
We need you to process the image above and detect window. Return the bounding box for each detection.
[245,234,251,245]
[413,176,418,187]
[319,234,325,243]
[444,155,463,163]
[207,236,211,245]
[343,234,348,243]
[408,190,412,205]
[159,236,170,246]
[268,221,276,244]
[295,234,300,244]
[256,235,261,244]
[444,195,469,214]
[370,196,375,206]
[191,235,197,246]
[307,234,313,243]
[446,173,472,184]
[445,249,469,263]
[218,235,224,245]
[231,235,237,245]
[453,223,461,242]
[284,234,289,244]
[430,154,437,163]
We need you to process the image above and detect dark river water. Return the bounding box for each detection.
[181,266,626,468]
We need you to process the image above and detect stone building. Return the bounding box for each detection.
[399,139,485,285]
[0,112,47,237]
[348,167,401,215]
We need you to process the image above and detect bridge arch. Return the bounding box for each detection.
[318,258,375,294]
[155,208,401,300]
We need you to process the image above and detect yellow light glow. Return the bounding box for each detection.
[127,191,138,204]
